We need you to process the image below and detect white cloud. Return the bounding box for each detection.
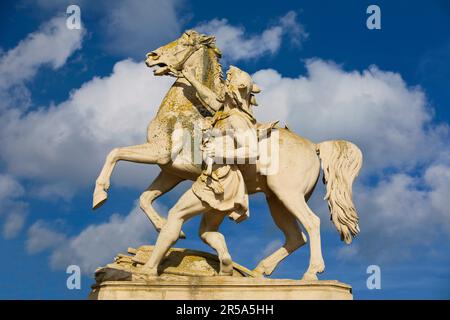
[27,204,157,274]
[196,11,307,62]
[32,0,181,59]
[0,15,84,91]
[252,60,448,172]
[337,164,450,262]
[0,59,174,195]
[0,175,27,239]
[26,221,66,254]
[0,13,83,236]
[0,174,24,200]
[249,59,450,262]
[3,209,27,239]
[424,164,450,234]
[336,245,359,260]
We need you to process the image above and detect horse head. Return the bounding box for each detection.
[145,30,222,78]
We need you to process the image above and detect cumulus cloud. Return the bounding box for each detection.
[335,163,450,263]
[0,16,84,90]
[0,14,83,237]
[252,60,448,172]
[196,11,308,62]
[0,59,174,195]
[27,204,157,274]
[32,0,181,59]
[251,59,450,262]
[0,175,27,239]
[26,221,67,254]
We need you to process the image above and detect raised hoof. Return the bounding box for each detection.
[93,189,108,210]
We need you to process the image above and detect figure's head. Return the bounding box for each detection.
[145,30,221,76]
[225,66,261,114]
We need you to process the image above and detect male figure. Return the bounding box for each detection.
[141,66,261,275]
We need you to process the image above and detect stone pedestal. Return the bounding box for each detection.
[89,245,352,300]
[89,276,352,300]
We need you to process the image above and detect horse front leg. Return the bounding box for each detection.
[93,143,168,209]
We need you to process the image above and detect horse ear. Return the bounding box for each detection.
[213,46,222,58]
[251,84,261,94]
[201,35,216,45]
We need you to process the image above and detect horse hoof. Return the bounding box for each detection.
[251,267,266,278]
[302,272,318,281]
[93,189,108,210]
[252,262,272,277]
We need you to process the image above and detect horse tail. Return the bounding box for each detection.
[316,140,363,244]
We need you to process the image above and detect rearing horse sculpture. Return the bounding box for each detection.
[93,30,363,280]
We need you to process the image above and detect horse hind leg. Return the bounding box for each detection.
[198,212,233,276]
[139,170,186,239]
[93,143,169,209]
[253,195,307,277]
[275,193,325,280]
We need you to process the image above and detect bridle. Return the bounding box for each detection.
[166,42,205,77]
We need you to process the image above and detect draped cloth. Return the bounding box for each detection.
[192,108,255,223]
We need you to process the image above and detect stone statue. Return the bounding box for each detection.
[91,30,363,296]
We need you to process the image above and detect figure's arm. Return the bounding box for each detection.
[206,116,258,162]
[213,134,258,162]
[182,69,222,113]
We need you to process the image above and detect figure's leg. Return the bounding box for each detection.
[253,195,307,277]
[139,171,185,238]
[199,212,233,275]
[93,143,166,209]
[141,188,210,275]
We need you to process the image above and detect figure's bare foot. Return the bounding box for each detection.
[219,252,233,276]
[139,265,158,276]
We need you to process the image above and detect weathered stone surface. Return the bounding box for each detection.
[93,245,257,285]
[90,246,352,300]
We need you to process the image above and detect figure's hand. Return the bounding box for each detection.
[203,141,215,159]
[167,66,183,78]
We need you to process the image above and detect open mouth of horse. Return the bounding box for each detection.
[148,62,170,76]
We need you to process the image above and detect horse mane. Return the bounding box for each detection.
[204,45,225,100]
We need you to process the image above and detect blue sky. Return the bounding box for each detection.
[0,0,450,299]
